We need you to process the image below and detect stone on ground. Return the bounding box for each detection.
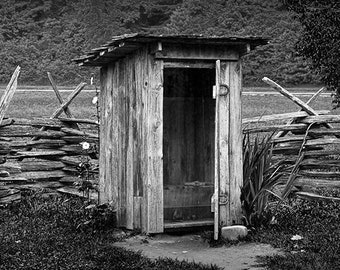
[221,225,248,241]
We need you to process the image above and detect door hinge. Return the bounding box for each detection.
[211,194,228,212]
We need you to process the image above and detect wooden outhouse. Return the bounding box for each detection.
[75,33,267,236]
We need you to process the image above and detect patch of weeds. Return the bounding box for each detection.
[249,188,340,269]
[0,192,221,270]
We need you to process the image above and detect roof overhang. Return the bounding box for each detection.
[73,33,269,67]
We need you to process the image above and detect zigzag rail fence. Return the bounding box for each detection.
[243,77,340,201]
[0,67,99,204]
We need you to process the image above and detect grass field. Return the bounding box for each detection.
[4,91,97,119]
[1,87,336,120]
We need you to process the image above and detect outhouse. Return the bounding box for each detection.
[75,33,267,237]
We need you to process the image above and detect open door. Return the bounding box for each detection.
[214,60,230,239]
[214,59,243,239]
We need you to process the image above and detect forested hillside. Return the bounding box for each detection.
[0,0,321,86]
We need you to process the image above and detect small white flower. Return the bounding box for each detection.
[80,141,90,150]
[291,235,303,241]
[92,96,98,104]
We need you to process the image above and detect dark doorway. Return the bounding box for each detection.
[163,67,215,227]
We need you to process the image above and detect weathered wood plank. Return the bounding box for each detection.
[99,66,109,204]
[133,196,142,230]
[0,189,21,204]
[304,150,340,157]
[300,171,340,178]
[59,144,84,155]
[8,150,66,159]
[9,139,66,149]
[50,83,87,119]
[214,60,222,239]
[243,123,307,134]
[10,181,63,189]
[0,126,65,138]
[0,66,20,122]
[12,118,64,128]
[226,60,243,225]
[0,118,14,127]
[48,72,79,130]
[62,136,98,143]
[273,135,309,144]
[156,44,239,61]
[272,146,323,155]
[19,161,65,171]
[300,115,340,124]
[0,176,28,182]
[296,191,340,202]
[305,138,340,146]
[263,77,335,134]
[12,171,67,181]
[263,77,324,116]
[57,187,98,201]
[116,59,127,227]
[163,61,215,69]
[60,127,98,138]
[300,159,340,169]
[242,110,329,124]
[145,55,163,233]
[0,162,21,173]
[58,117,99,125]
[125,56,134,230]
[274,87,325,138]
[59,156,97,167]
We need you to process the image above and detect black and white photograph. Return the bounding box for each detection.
[0,0,339,269]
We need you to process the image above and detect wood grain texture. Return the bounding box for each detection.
[145,54,164,233]
[0,66,20,122]
[156,44,239,61]
[217,61,231,227]
[225,60,243,225]
[47,72,79,130]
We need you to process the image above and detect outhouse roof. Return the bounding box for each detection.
[73,33,268,67]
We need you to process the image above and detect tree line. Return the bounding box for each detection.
[0,0,326,86]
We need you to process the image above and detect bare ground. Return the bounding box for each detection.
[114,233,282,270]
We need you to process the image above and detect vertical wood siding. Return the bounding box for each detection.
[218,60,243,225]
[99,47,164,233]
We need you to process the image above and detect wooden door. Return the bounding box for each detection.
[214,59,243,239]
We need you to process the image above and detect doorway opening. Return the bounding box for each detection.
[163,67,216,228]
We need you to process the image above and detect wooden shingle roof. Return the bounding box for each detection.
[73,33,268,66]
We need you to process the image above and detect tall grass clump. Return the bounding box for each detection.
[241,133,288,227]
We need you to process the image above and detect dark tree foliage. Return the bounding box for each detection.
[0,0,182,84]
[0,0,324,87]
[166,0,321,86]
[284,0,340,107]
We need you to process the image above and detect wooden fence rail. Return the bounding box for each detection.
[0,69,99,204]
[244,78,340,199]
[0,117,99,203]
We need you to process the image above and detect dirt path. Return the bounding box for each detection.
[114,234,282,270]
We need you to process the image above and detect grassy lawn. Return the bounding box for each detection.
[3,88,334,119]
[242,93,334,118]
[5,91,97,119]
